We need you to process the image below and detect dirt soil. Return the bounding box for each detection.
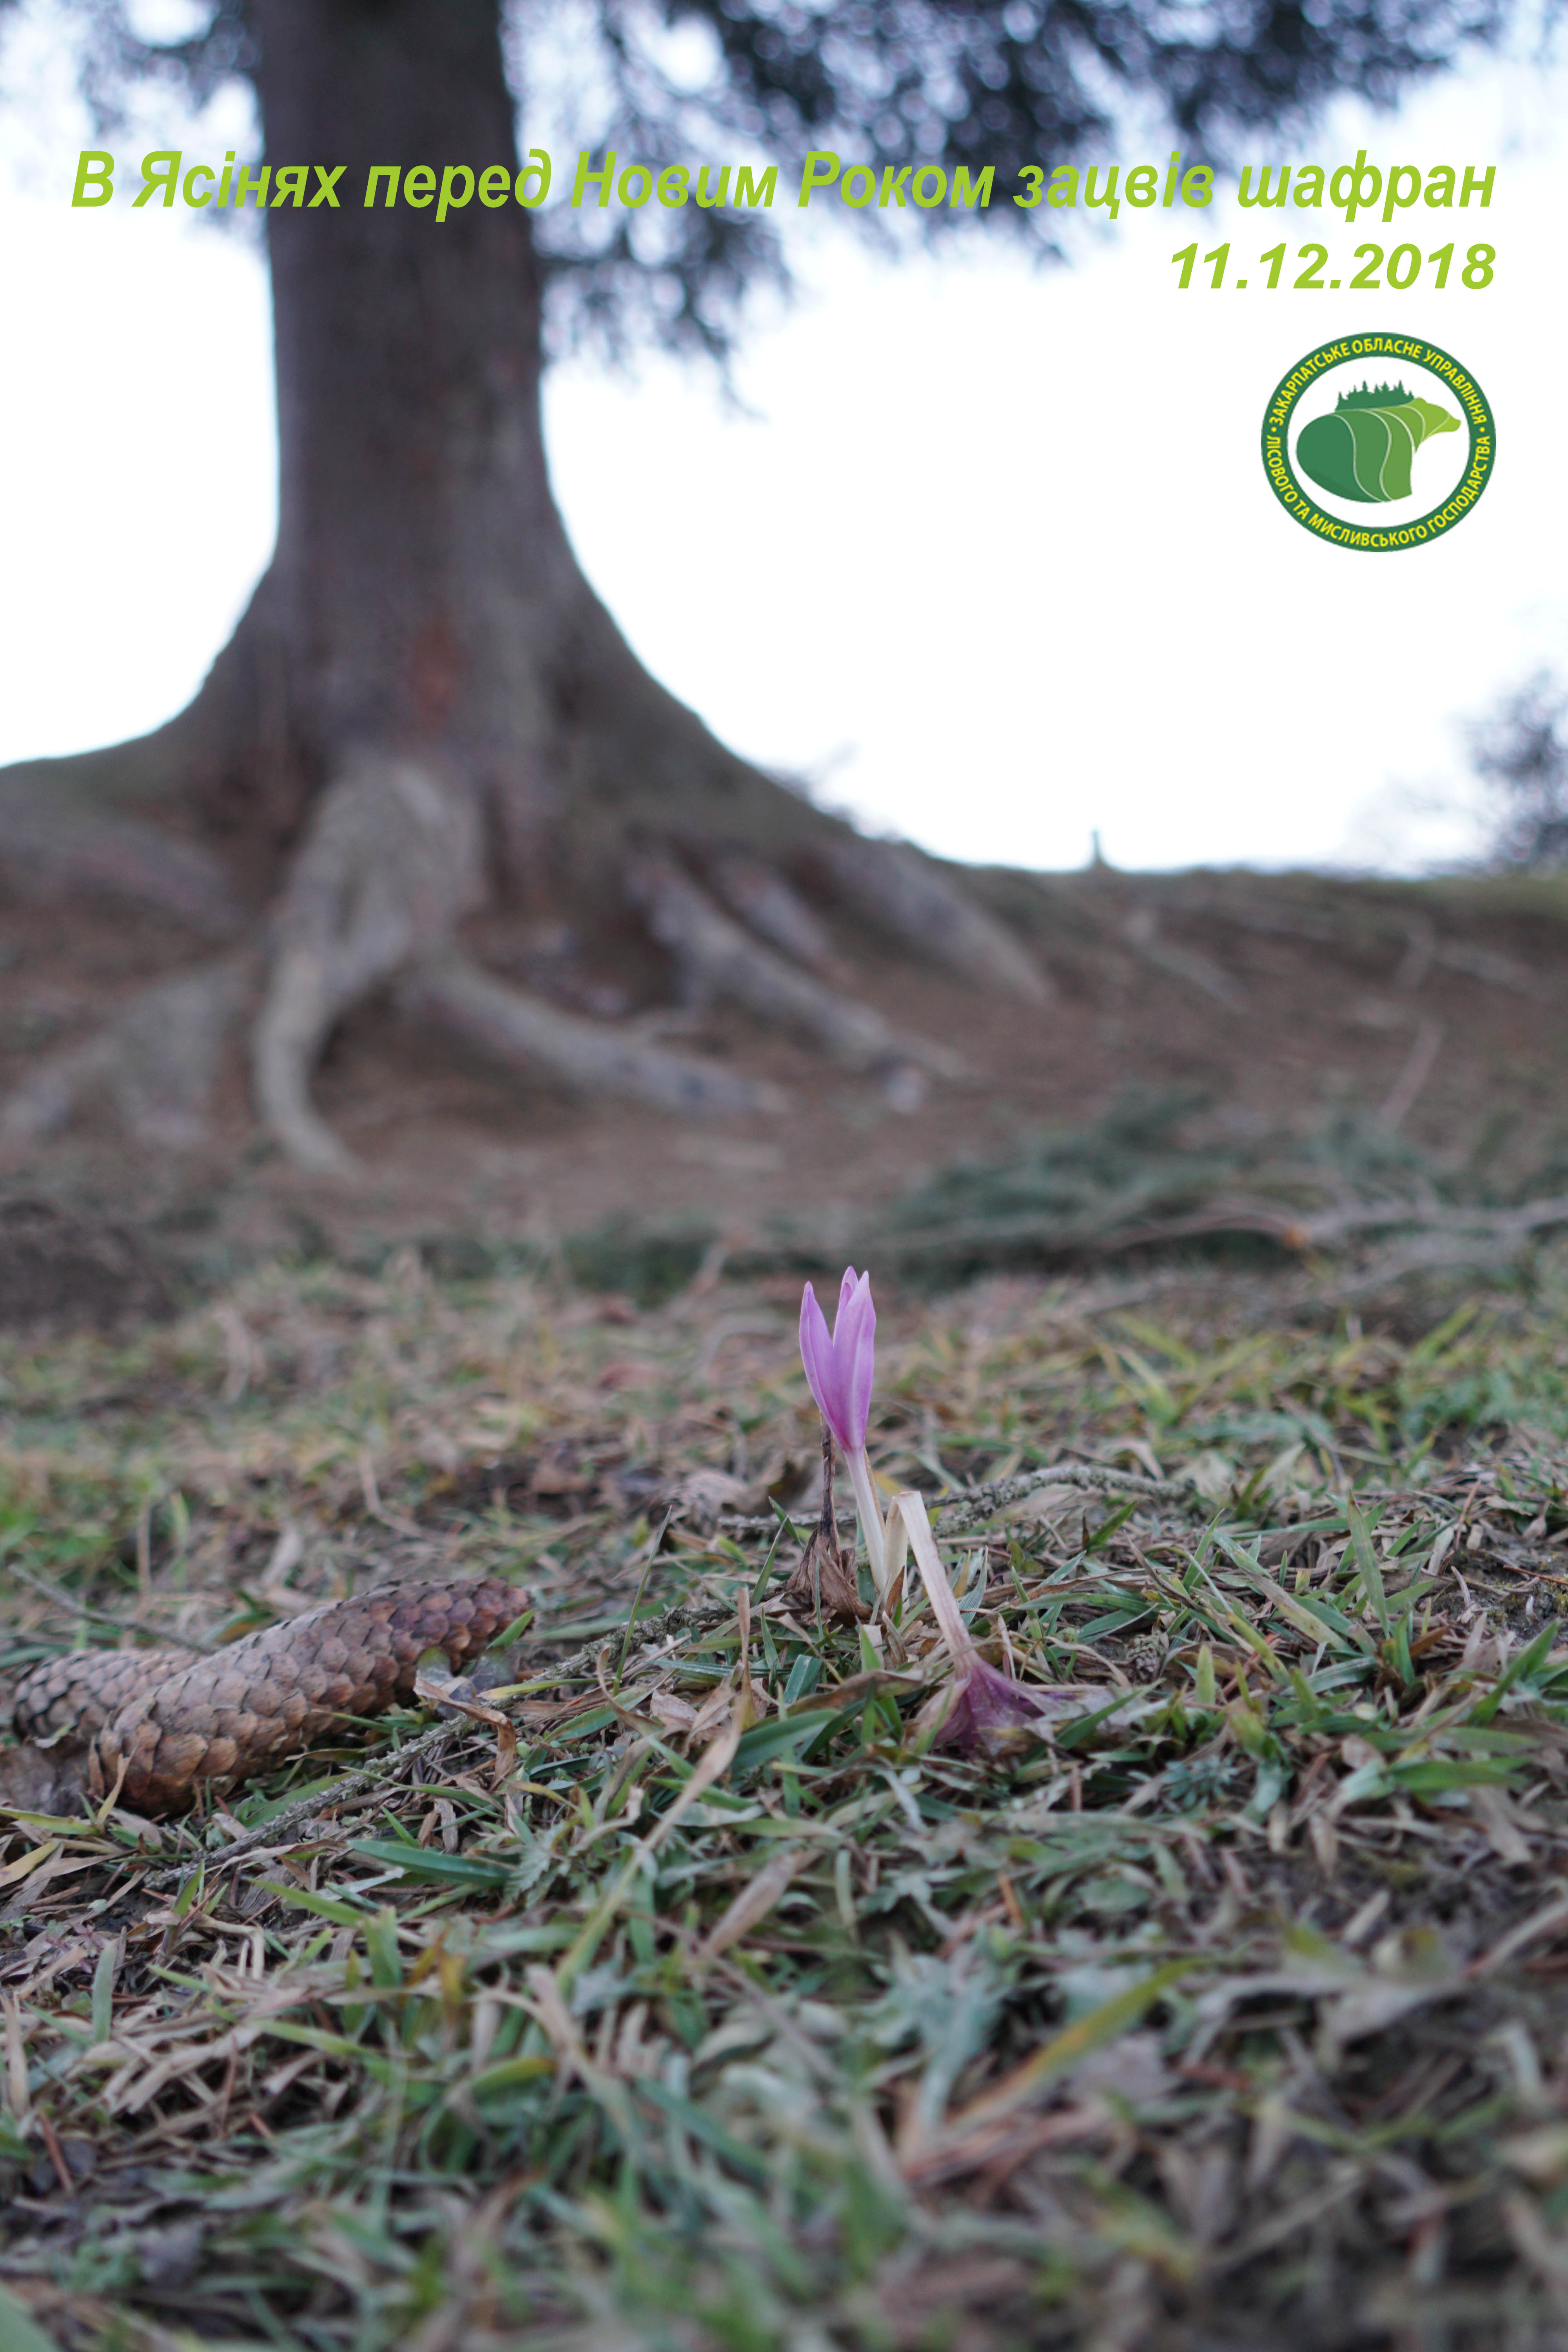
[0,862,1564,1302]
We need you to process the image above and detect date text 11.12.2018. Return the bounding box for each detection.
[1171,241,1495,291]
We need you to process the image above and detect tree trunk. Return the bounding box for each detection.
[239,0,788,891]
[254,0,550,876]
[0,0,1048,1169]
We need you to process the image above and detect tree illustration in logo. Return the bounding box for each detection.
[1296,380,1461,503]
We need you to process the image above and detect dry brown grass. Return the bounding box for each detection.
[4,1252,1568,2348]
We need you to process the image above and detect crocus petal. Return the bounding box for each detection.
[799,1283,843,1443]
[800,1272,876,1456]
[835,1271,876,1454]
[937,1659,1060,1755]
[959,1657,1053,1726]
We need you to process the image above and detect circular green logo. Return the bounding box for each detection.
[1261,334,1495,551]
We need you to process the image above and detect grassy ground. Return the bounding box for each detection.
[5,1253,1568,2348]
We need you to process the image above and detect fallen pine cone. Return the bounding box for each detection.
[4,1577,520,1814]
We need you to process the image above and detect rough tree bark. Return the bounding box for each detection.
[0,0,1049,1172]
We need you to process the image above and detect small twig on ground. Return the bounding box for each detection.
[4,1562,216,1653]
[935,1462,1201,1528]
[722,1462,1199,1548]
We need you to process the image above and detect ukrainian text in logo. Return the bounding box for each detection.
[1261,335,1494,550]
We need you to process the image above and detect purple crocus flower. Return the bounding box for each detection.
[800,1267,886,1590]
[927,1656,1056,1756]
[799,1267,875,1453]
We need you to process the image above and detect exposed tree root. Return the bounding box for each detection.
[1122,905,1240,1009]
[248,753,790,1170]
[252,749,485,1174]
[0,640,1056,1172]
[701,848,844,981]
[0,779,243,937]
[809,833,1052,1004]
[398,956,785,1117]
[626,848,951,1094]
[0,956,250,1149]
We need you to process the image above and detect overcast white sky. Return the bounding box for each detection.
[2,5,1564,874]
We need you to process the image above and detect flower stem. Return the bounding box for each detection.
[846,1448,888,1595]
[892,1490,972,1663]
